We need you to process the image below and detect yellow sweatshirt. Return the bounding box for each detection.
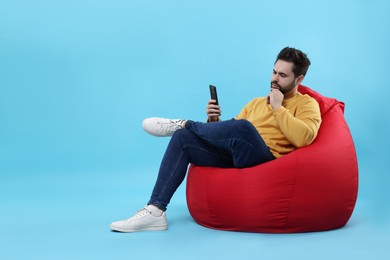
[235,93,322,158]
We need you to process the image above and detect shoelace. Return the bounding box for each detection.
[127,207,150,221]
[156,120,184,133]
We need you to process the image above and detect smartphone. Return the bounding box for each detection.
[209,85,219,105]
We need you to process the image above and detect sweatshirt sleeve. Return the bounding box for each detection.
[272,98,322,147]
[235,99,256,120]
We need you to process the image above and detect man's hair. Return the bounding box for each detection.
[276,47,311,78]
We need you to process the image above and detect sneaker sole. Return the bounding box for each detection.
[109,224,168,233]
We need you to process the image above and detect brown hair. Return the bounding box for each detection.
[276,47,311,77]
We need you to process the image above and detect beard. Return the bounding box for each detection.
[270,79,297,94]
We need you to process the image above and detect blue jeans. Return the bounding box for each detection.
[148,119,275,211]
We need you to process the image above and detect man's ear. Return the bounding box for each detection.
[295,75,304,86]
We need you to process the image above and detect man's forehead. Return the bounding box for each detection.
[274,60,294,74]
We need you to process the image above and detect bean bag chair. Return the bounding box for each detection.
[186,85,358,233]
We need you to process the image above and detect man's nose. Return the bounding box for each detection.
[272,74,279,82]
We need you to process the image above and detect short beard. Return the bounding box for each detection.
[270,79,297,94]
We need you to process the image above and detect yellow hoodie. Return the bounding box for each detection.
[235,93,322,158]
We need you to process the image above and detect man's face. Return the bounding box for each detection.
[270,60,298,94]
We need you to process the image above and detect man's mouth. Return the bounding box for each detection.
[271,82,280,90]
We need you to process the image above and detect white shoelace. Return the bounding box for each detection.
[156,119,184,133]
[127,207,150,221]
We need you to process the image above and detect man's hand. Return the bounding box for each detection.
[268,88,284,110]
[206,99,221,122]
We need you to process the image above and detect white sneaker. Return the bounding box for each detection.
[142,117,186,137]
[110,205,168,232]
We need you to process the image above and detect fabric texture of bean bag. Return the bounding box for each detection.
[186,85,358,233]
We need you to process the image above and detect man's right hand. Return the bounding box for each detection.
[206,99,221,122]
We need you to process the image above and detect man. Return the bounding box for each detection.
[110,47,322,232]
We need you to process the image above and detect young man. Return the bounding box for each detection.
[110,47,322,232]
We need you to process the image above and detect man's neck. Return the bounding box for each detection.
[284,86,298,99]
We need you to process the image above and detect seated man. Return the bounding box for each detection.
[110,47,322,233]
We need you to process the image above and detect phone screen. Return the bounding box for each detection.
[209,85,219,105]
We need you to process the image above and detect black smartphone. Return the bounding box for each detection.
[209,85,219,105]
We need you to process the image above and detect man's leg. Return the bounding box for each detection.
[142,117,274,168]
[148,128,234,211]
[185,119,275,168]
[110,127,233,232]
[148,118,275,211]
[110,118,274,232]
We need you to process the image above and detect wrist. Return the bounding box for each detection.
[272,106,285,116]
[207,117,220,122]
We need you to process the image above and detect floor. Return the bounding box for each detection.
[1,166,388,260]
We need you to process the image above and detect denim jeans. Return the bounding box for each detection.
[148,119,275,211]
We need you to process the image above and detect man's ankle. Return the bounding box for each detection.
[146,204,164,217]
[181,120,188,128]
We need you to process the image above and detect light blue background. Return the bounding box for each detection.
[1,0,389,259]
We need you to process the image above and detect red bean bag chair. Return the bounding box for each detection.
[186,85,358,233]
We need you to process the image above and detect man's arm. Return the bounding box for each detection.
[273,100,322,147]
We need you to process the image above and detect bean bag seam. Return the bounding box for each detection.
[281,156,298,229]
